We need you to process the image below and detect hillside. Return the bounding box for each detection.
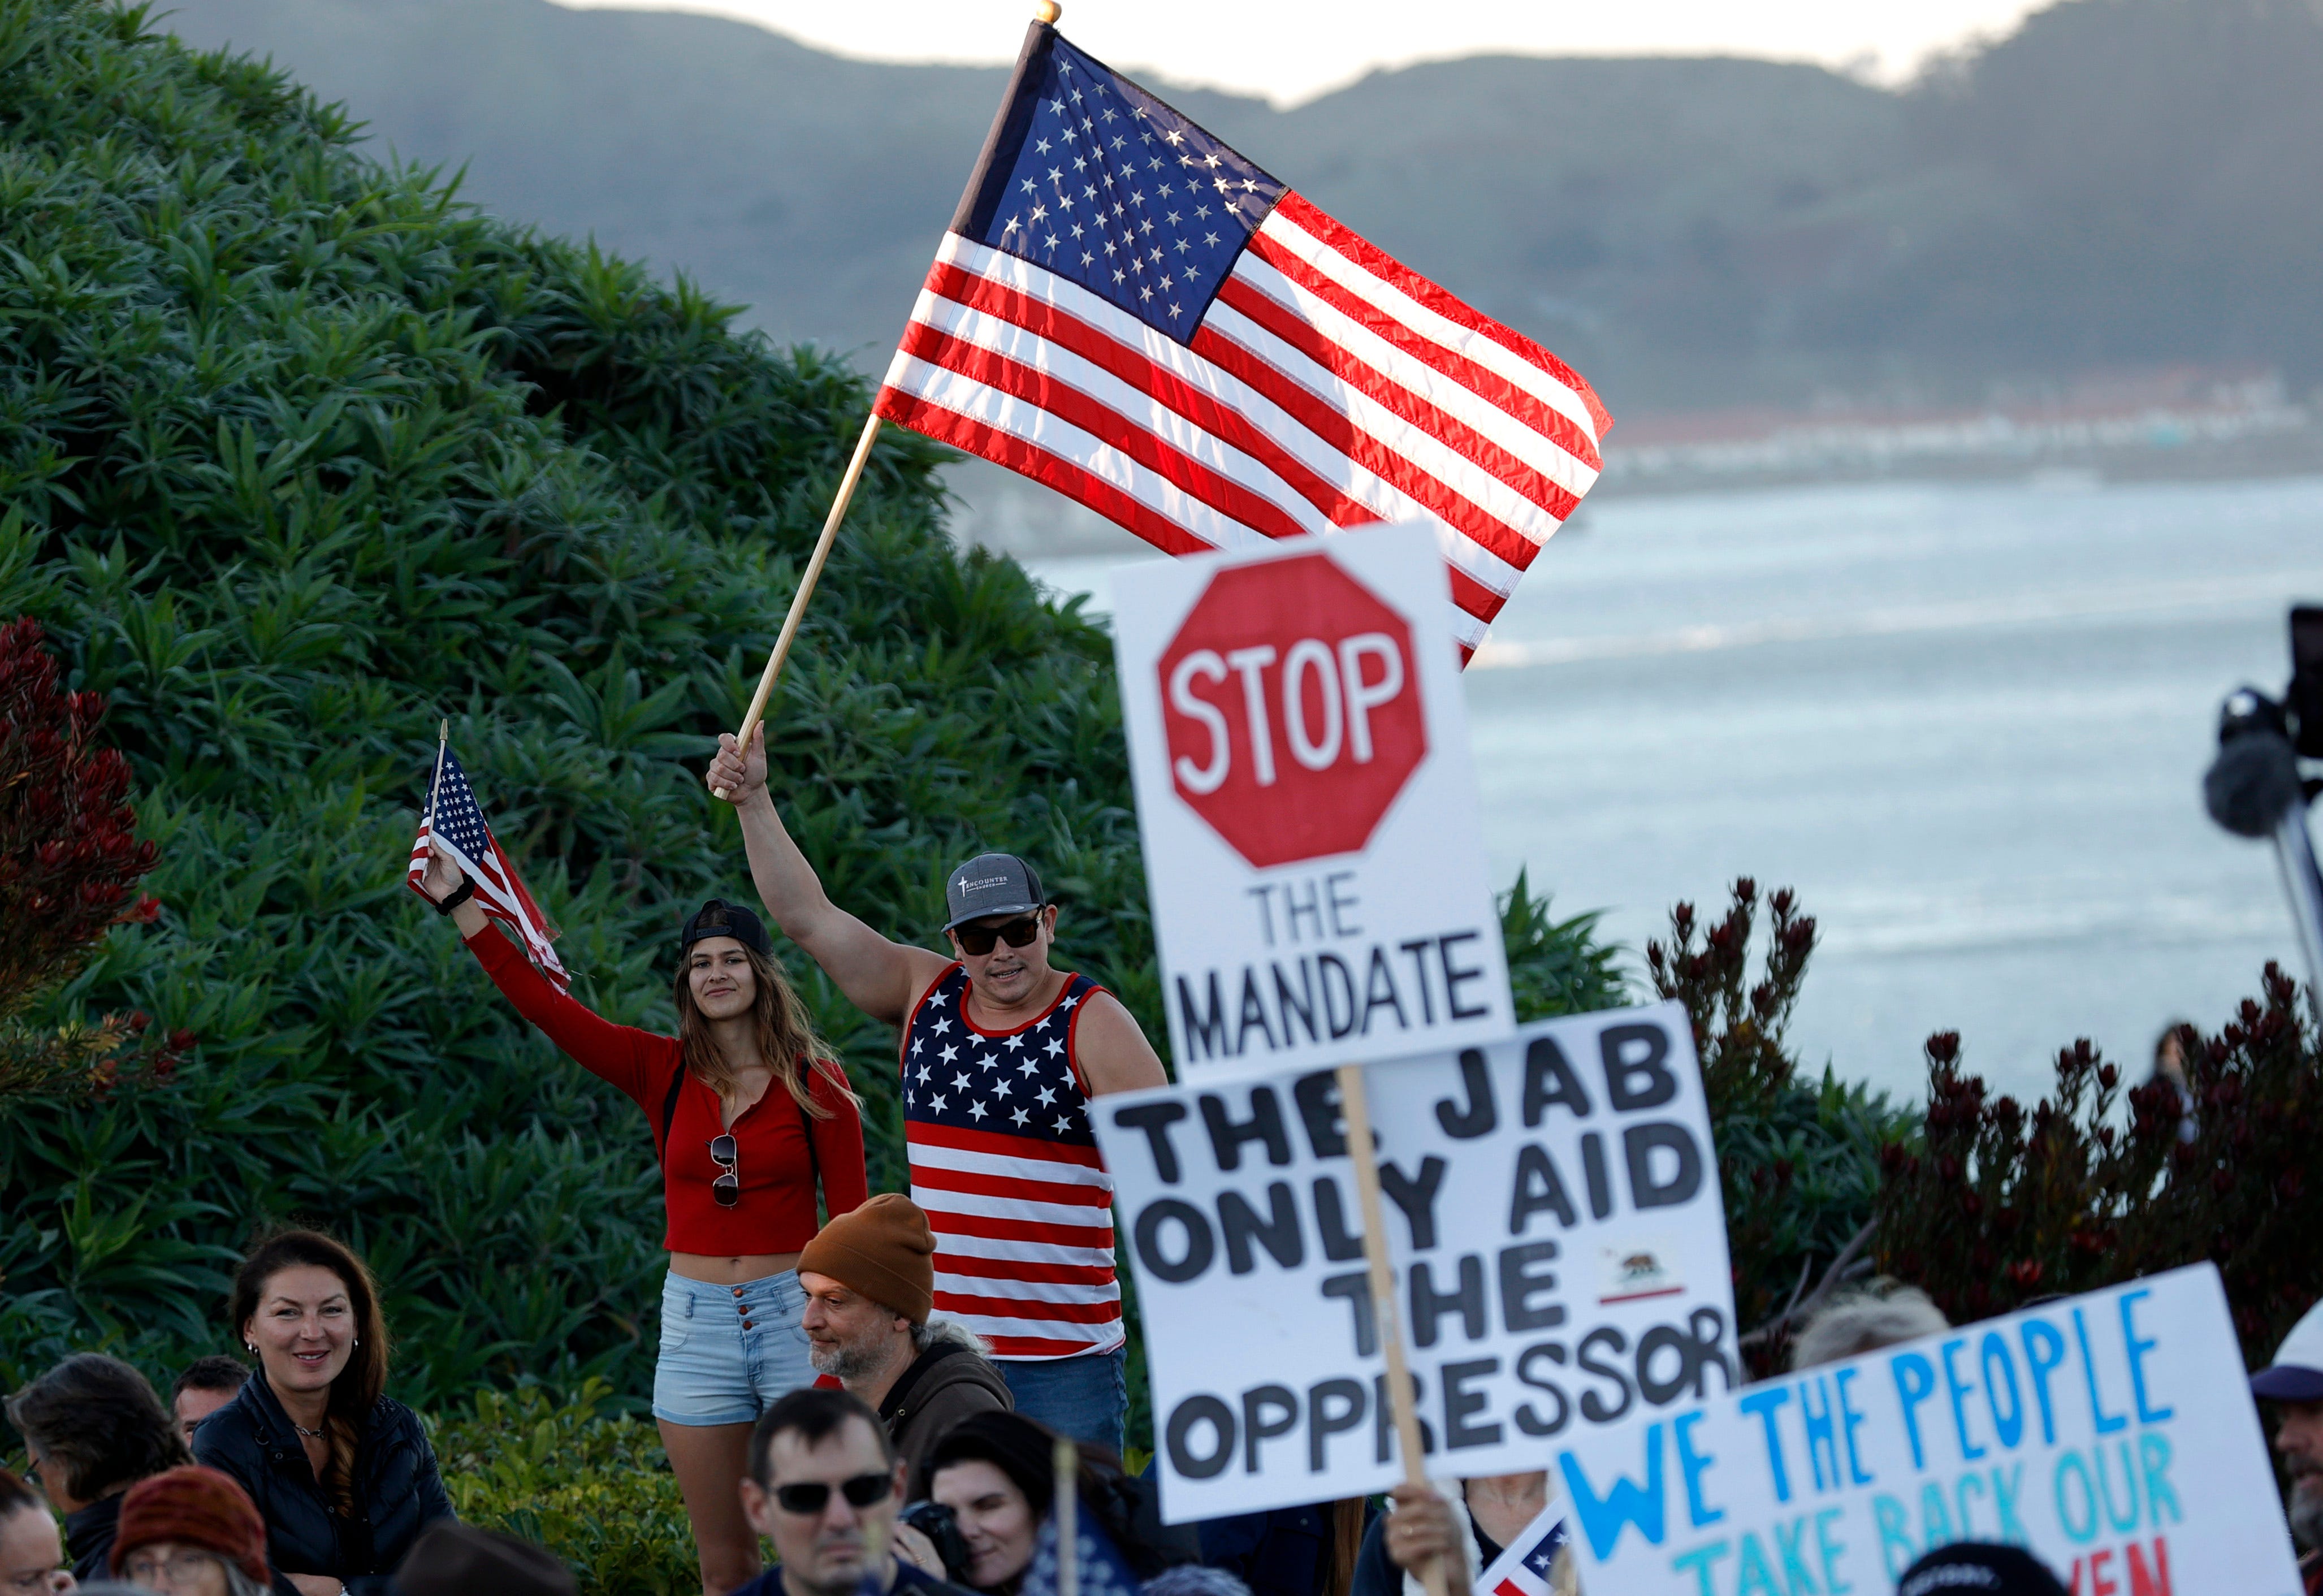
[155,0,2323,413]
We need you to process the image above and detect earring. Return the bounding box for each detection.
[245,1343,256,1355]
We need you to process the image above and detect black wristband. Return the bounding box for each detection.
[434,879,476,916]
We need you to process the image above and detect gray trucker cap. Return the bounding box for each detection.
[944,852,1048,931]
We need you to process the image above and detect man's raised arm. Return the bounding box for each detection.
[706,726,948,1026]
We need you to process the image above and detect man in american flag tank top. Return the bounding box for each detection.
[707,728,1169,1454]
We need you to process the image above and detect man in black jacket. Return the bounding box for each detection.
[5,1353,190,1583]
[730,1388,972,1596]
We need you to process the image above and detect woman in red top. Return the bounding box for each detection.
[419,856,867,1596]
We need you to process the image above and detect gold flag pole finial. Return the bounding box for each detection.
[1033,1,1061,23]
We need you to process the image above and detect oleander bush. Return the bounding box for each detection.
[0,0,1629,1461]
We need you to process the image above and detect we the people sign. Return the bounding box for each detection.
[1090,1002,1740,1523]
[1552,1264,2300,1596]
[1110,526,1512,1076]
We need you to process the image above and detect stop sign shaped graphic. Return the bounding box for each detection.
[1157,551,1427,869]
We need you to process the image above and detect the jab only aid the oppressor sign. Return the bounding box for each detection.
[1091,1001,1740,1523]
[1109,525,1514,1078]
[1551,1263,2302,1596]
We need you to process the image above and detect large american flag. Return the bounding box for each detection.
[406,745,569,991]
[874,24,1610,658]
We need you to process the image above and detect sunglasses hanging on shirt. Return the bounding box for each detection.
[709,1132,740,1208]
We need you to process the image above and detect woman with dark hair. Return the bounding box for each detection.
[192,1228,453,1595]
[6,1353,190,1581]
[419,857,869,1596]
[921,1412,1192,1596]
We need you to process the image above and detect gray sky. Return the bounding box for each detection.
[551,0,2049,102]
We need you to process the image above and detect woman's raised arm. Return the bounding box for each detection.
[419,857,665,1107]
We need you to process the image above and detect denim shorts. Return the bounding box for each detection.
[651,1269,813,1427]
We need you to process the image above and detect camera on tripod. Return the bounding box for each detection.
[2204,605,2323,1015]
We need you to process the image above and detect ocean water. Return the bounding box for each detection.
[1017,474,2323,1105]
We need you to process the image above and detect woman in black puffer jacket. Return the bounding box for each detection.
[193,1229,453,1595]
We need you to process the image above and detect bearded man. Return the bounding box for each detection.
[797,1195,1012,1485]
[2253,1299,2323,1594]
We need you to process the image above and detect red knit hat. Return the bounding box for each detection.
[111,1465,270,1582]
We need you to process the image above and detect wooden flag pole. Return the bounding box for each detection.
[711,411,884,798]
[420,720,449,854]
[1336,1061,1451,1596]
[1054,1435,1080,1596]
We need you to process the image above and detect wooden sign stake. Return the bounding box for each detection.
[1055,1435,1080,1596]
[1336,1061,1451,1596]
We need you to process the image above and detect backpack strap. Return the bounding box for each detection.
[660,1065,686,1157]
[663,1057,827,1205]
[797,1065,823,1209]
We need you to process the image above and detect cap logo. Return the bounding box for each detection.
[958,875,1011,890]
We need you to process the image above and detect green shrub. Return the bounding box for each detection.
[434,1381,698,1595]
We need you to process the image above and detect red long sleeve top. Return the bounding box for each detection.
[465,925,868,1254]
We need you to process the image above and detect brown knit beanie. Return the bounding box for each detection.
[111,1465,270,1583]
[798,1193,936,1323]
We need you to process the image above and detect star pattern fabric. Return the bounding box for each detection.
[965,31,1285,347]
[899,963,1124,1359]
[901,980,1094,1145]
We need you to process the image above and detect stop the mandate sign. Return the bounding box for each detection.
[1110,525,1515,1078]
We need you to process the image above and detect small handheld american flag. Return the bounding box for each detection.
[1478,1505,1571,1596]
[407,737,569,991]
[874,21,1610,659]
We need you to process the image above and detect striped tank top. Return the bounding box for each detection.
[899,963,1123,1360]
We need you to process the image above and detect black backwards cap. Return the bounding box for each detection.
[680,898,773,958]
[1896,1544,2069,1596]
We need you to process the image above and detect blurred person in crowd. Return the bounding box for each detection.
[170,1364,249,1451]
[192,1229,452,1596]
[1,1465,73,1595]
[419,858,867,1596]
[798,1196,1012,1485]
[1896,1542,2067,1595]
[2251,1297,2323,1593]
[7,1354,191,1582]
[1790,1283,1950,1370]
[390,1523,574,1596]
[107,1466,269,1596]
[1351,1474,1550,1596]
[1197,1500,1370,1596]
[1143,1570,1253,1596]
[709,733,1169,1452]
[922,1412,1192,1596]
[2149,1020,2200,1145]
[729,1388,963,1596]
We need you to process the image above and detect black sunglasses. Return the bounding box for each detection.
[709,1134,739,1208]
[954,911,1047,956]
[773,1472,893,1515]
